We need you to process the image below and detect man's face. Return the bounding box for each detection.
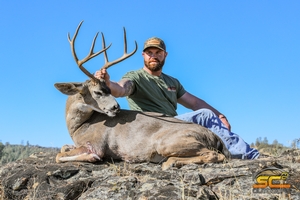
[142,47,167,72]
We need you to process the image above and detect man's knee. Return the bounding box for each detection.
[175,108,216,125]
[193,108,215,117]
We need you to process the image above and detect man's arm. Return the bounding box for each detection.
[178,92,231,131]
[113,78,135,97]
[95,69,135,97]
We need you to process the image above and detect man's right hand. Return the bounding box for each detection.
[95,69,110,86]
[95,69,134,97]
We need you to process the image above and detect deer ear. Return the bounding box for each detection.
[54,83,84,95]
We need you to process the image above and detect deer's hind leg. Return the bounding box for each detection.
[56,145,101,163]
[161,148,225,170]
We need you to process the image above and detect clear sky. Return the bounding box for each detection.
[1,1,299,148]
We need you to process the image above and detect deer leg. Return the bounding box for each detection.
[161,148,225,170]
[56,145,101,163]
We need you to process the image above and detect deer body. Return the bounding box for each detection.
[56,80,230,170]
[55,21,230,170]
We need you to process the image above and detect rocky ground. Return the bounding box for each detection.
[1,150,300,200]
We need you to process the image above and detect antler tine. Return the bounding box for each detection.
[101,32,109,65]
[68,21,111,81]
[101,27,138,70]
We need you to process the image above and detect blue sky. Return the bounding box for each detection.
[1,1,299,148]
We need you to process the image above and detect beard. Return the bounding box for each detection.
[144,58,165,72]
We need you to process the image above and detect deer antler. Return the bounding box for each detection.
[101,27,138,70]
[68,21,112,81]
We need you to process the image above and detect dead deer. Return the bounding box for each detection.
[55,21,230,170]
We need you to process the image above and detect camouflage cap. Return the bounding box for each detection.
[143,37,166,51]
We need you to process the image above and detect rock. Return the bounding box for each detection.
[1,150,300,199]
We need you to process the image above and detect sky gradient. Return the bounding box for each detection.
[1,1,299,148]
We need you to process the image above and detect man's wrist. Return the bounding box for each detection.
[106,80,111,88]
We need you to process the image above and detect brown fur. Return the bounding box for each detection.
[55,80,230,170]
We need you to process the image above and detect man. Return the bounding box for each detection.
[95,37,259,159]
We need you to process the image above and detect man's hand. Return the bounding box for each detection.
[219,115,231,131]
[95,69,110,86]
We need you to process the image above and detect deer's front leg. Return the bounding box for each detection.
[56,145,101,163]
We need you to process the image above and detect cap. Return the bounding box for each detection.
[143,37,166,51]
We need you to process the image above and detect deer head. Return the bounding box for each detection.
[55,21,137,117]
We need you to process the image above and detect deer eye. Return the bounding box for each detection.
[94,91,102,96]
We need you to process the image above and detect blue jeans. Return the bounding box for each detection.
[175,109,259,159]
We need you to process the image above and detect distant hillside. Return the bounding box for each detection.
[0,142,59,165]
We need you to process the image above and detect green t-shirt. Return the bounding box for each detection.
[122,69,186,116]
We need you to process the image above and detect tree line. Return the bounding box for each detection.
[250,137,300,156]
[0,141,59,165]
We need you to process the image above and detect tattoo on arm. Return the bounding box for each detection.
[119,79,135,96]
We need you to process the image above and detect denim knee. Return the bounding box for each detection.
[175,108,216,125]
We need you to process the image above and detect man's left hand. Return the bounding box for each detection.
[219,115,231,131]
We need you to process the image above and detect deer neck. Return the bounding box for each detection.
[65,94,94,135]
